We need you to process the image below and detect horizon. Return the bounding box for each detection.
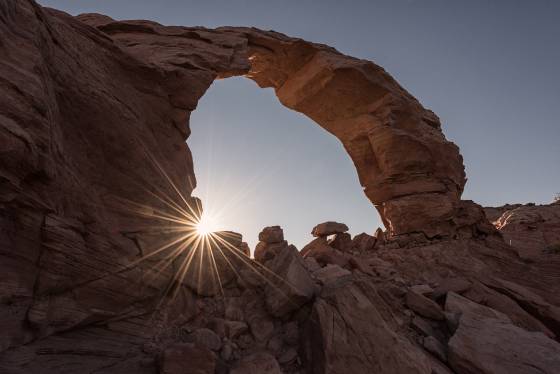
[38,0,560,249]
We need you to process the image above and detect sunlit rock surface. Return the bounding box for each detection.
[1,1,560,373]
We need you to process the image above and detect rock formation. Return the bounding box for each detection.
[1,1,560,373]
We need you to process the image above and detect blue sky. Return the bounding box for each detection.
[39,0,560,249]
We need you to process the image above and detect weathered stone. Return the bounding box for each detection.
[225,321,249,339]
[160,343,216,374]
[410,284,434,296]
[258,226,284,244]
[230,352,282,374]
[432,277,472,300]
[304,280,432,374]
[406,290,445,320]
[191,328,222,351]
[301,238,349,268]
[351,232,377,252]
[448,313,560,374]
[278,347,298,364]
[445,292,510,322]
[328,232,353,252]
[254,240,289,264]
[312,264,352,286]
[463,282,554,337]
[489,202,560,260]
[423,336,447,362]
[264,245,315,317]
[312,222,349,237]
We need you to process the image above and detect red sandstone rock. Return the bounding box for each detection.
[258,226,285,244]
[489,201,560,260]
[311,222,349,237]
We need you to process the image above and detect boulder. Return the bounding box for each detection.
[230,352,282,374]
[463,282,554,338]
[448,313,560,374]
[301,238,349,268]
[304,280,432,374]
[351,232,377,252]
[258,226,284,244]
[423,336,447,362]
[264,245,316,317]
[312,264,352,286]
[406,289,445,320]
[328,232,353,252]
[254,240,289,264]
[191,328,222,351]
[432,277,472,300]
[445,292,510,322]
[311,222,349,237]
[159,343,216,374]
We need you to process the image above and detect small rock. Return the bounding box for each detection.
[406,289,445,320]
[311,221,349,237]
[220,341,233,361]
[352,232,377,252]
[191,328,222,351]
[264,245,315,317]
[304,257,321,272]
[230,352,282,374]
[254,240,289,263]
[247,315,274,344]
[374,227,386,244]
[159,343,216,374]
[225,321,248,339]
[410,284,434,296]
[225,304,244,321]
[328,232,353,252]
[278,347,298,364]
[432,277,472,300]
[283,321,299,345]
[258,226,284,244]
[267,334,284,354]
[238,242,251,257]
[423,336,447,362]
[312,264,352,286]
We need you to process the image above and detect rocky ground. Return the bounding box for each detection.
[1,1,560,373]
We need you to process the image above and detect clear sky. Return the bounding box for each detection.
[39,0,560,249]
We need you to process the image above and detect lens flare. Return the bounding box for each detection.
[196,213,218,236]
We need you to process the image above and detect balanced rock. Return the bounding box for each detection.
[311,221,349,237]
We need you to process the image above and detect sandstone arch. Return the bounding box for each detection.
[76,17,487,238]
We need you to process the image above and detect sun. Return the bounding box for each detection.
[196,213,218,236]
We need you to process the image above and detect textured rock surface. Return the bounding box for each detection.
[487,201,560,260]
[1,2,560,374]
[449,313,560,374]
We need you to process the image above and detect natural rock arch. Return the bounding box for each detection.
[77,16,488,238]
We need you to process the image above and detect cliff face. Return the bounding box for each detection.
[1,1,560,374]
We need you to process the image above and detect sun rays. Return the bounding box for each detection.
[100,137,310,325]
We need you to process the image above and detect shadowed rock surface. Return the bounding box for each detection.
[1,1,560,373]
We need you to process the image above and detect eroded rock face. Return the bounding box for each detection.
[487,201,560,260]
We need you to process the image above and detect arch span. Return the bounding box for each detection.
[80,16,490,238]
